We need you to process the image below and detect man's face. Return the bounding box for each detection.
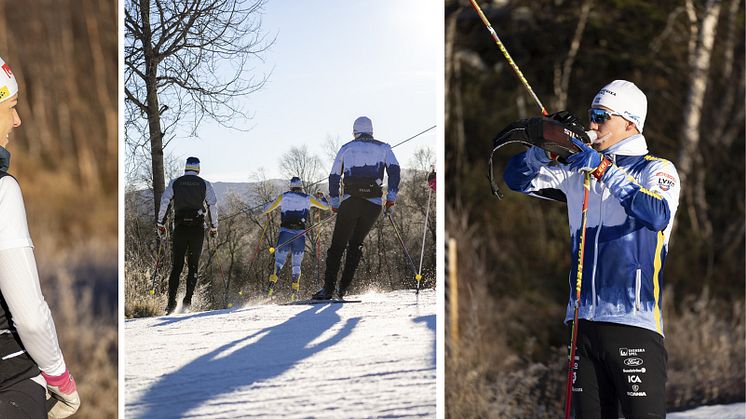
[588,106,638,151]
[0,94,21,148]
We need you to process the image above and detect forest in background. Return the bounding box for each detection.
[0,1,117,418]
[445,0,744,417]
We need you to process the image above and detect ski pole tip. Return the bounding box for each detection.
[269,247,275,254]
[416,274,422,281]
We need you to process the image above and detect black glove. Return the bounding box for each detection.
[548,111,590,145]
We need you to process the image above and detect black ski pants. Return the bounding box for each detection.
[167,223,205,306]
[572,320,667,419]
[323,197,381,293]
[0,379,45,418]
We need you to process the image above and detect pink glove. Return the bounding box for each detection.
[42,369,80,418]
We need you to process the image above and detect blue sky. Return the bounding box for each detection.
[166,0,439,182]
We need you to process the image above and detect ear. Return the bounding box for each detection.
[625,120,639,134]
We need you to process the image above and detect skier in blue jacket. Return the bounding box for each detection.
[263,177,329,299]
[313,116,400,300]
[503,80,680,419]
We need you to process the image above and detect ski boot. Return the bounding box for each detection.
[165,302,176,315]
[267,273,279,297]
[290,277,300,302]
[337,287,347,300]
[312,287,334,300]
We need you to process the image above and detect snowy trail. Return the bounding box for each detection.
[125,289,436,418]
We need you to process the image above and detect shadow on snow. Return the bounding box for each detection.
[135,304,360,418]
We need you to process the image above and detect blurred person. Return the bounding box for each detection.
[0,56,80,418]
[263,176,329,299]
[503,80,680,418]
[312,116,400,300]
[157,156,218,314]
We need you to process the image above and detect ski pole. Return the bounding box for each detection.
[270,213,337,254]
[206,232,231,308]
[149,237,166,295]
[468,2,589,416]
[468,0,548,116]
[564,172,590,419]
[416,186,433,293]
[385,209,419,286]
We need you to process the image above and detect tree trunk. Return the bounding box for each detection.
[140,0,166,221]
[677,0,720,245]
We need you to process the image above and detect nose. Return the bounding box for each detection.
[589,121,599,131]
[12,109,20,127]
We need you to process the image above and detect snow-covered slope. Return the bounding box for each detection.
[669,403,745,419]
[125,289,436,418]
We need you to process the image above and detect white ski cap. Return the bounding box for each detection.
[353,116,373,135]
[591,80,647,133]
[0,56,18,103]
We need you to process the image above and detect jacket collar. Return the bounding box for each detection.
[602,133,648,157]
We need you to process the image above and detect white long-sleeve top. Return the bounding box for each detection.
[0,176,66,378]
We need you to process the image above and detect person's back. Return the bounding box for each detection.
[264,177,329,299]
[314,116,400,300]
[157,157,218,314]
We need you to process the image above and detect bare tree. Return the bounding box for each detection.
[279,145,323,193]
[125,0,274,220]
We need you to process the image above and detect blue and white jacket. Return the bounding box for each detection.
[504,134,680,336]
[264,190,329,232]
[329,134,401,207]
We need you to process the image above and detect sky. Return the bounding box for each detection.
[161,0,439,183]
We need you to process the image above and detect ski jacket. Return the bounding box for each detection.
[0,172,67,389]
[329,134,400,208]
[264,190,330,231]
[504,134,680,336]
[158,171,219,228]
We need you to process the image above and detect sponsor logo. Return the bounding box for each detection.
[624,357,644,366]
[1,64,12,78]
[0,86,8,100]
[627,391,647,397]
[632,384,640,392]
[599,89,617,96]
[619,348,646,357]
[572,387,583,392]
[655,172,676,191]
[623,368,646,374]
[627,375,642,383]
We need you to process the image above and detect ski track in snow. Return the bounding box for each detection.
[126,289,436,418]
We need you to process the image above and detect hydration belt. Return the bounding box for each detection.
[343,176,382,198]
[281,218,306,230]
[174,208,204,226]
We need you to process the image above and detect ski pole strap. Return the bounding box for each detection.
[486,132,534,199]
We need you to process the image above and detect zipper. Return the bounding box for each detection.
[634,267,642,313]
[589,155,612,315]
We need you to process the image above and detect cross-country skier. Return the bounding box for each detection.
[263,176,329,298]
[503,80,680,418]
[0,56,80,418]
[157,157,219,314]
[313,116,401,300]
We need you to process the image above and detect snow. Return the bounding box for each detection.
[669,403,746,419]
[125,289,436,418]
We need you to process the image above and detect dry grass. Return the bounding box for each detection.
[19,158,118,419]
[446,205,745,418]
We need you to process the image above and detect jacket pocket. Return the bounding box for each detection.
[634,268,642,313]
